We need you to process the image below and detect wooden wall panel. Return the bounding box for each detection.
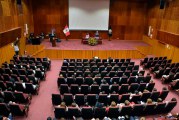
[0,43,15,65]
[157,30,179,48]
[33,49,144,59]
[146,0,179,37]
[32,0,147,40]
[143,36,179,63]
[0,0,34,63]
[0,27,21,47]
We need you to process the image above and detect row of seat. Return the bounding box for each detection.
[0,91,31,104]
[0,103,29,117]
[54,100,177,119]
[59,83,155,95]
[57,74,151,86]
[52,89,169,106]
[63,58,132,64]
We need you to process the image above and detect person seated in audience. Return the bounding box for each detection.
[70,102,80,111]
[165,113,179,120]
[119,100,135,112]
[47,117,52,120]
[106,101,118,112]
[146,98,153,104]
[146,79,154,87]
[95,101,104,108]
[170,79,179,90]
[85,33,90,39]
[100,80,109,88]
[57,102,68,111]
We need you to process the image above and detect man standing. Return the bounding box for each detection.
[14,43,19,55]
[108,26,112,41]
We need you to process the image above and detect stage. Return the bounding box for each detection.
[41,39,149,50]
[26,39,151,59]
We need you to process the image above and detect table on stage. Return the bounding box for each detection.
[81,37,102,45]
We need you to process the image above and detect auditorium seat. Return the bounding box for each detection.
[120,106,132,116]
[0,103,10,117]
[94,107,106,119]
[60,84,69,94]
[90,85,100,94]
[87,94,96,106]
[143,104,156,115]
[63,93,73,106]
[107,107,119,118]
[75,94,85,106]
[4,91,16,103]
[164,101,177,113]
[154,102,166,114]
[81,84,89,95]
[52,94,62,106]
[131,104,144,116]
[54,107,66,119]
[9,103,29,117]
[67,107,81,118]
[119,94,130,103]
[98,94,108,105]
[0,81,7,91]
[70,84,80,95]
[14,91,31,104]
[118,84,128,94]
[25,83,39,95]
[81,107,93,119]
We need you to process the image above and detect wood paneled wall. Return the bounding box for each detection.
[0,0,34,64]
[32,0,147,40]
[146,0,179,37]
[143,36,179,63]
[0,43,15,65]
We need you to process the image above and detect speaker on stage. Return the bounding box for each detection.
[160,0,165,9]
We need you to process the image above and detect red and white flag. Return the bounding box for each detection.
[63,25,70,36]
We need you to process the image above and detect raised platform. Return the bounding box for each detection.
[26,39,151,59]
[41,39,149,50]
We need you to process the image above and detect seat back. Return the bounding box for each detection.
[52,94,62,105]
[120,106,132,116]
[67,107,81,118]
[75,94,85,106]
[54,107,66,119]
[87,94,97,106]
[63,93,73,106]
[0,103,10,116]
[9,104,25,116]
[154,103,166,114]
[131,104,144,116]
[120,94,130,103]
[60,84,69,94]
[81,84,89,95]
[143,104,156,115]
[70,84,79,95]
[108,107,119,118]
[94,107,106,119]
[25,83,37,94]
[119,84,128,94]
[90,85,100,94]
[98,94,108,105]
[81,107,93,119]
[4,91,16,103]
[164,101,177,113]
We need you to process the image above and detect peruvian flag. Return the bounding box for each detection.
[63,25,70,36]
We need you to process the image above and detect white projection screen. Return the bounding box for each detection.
[69,0,110,31]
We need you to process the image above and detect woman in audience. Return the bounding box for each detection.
[57,102,68,111]
[106,101,118,112]
[71,102,80,111]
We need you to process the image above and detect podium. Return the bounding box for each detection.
[51,38,56,47]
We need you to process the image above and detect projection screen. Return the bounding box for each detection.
[69,0,110,31]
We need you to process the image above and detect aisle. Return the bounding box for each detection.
[16,60,62,120]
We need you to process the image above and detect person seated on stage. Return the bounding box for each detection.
[85,33,90,39]
[95,31,100,39]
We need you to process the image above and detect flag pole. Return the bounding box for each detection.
[66,36,68,41]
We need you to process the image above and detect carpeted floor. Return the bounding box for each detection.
[41,39,149,50]
[15,59,179,120]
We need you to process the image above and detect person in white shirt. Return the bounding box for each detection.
[14,43,19,55]
[85,33,90,39]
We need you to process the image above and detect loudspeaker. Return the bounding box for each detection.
[16,0,21,5]
[160,0,165,9]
